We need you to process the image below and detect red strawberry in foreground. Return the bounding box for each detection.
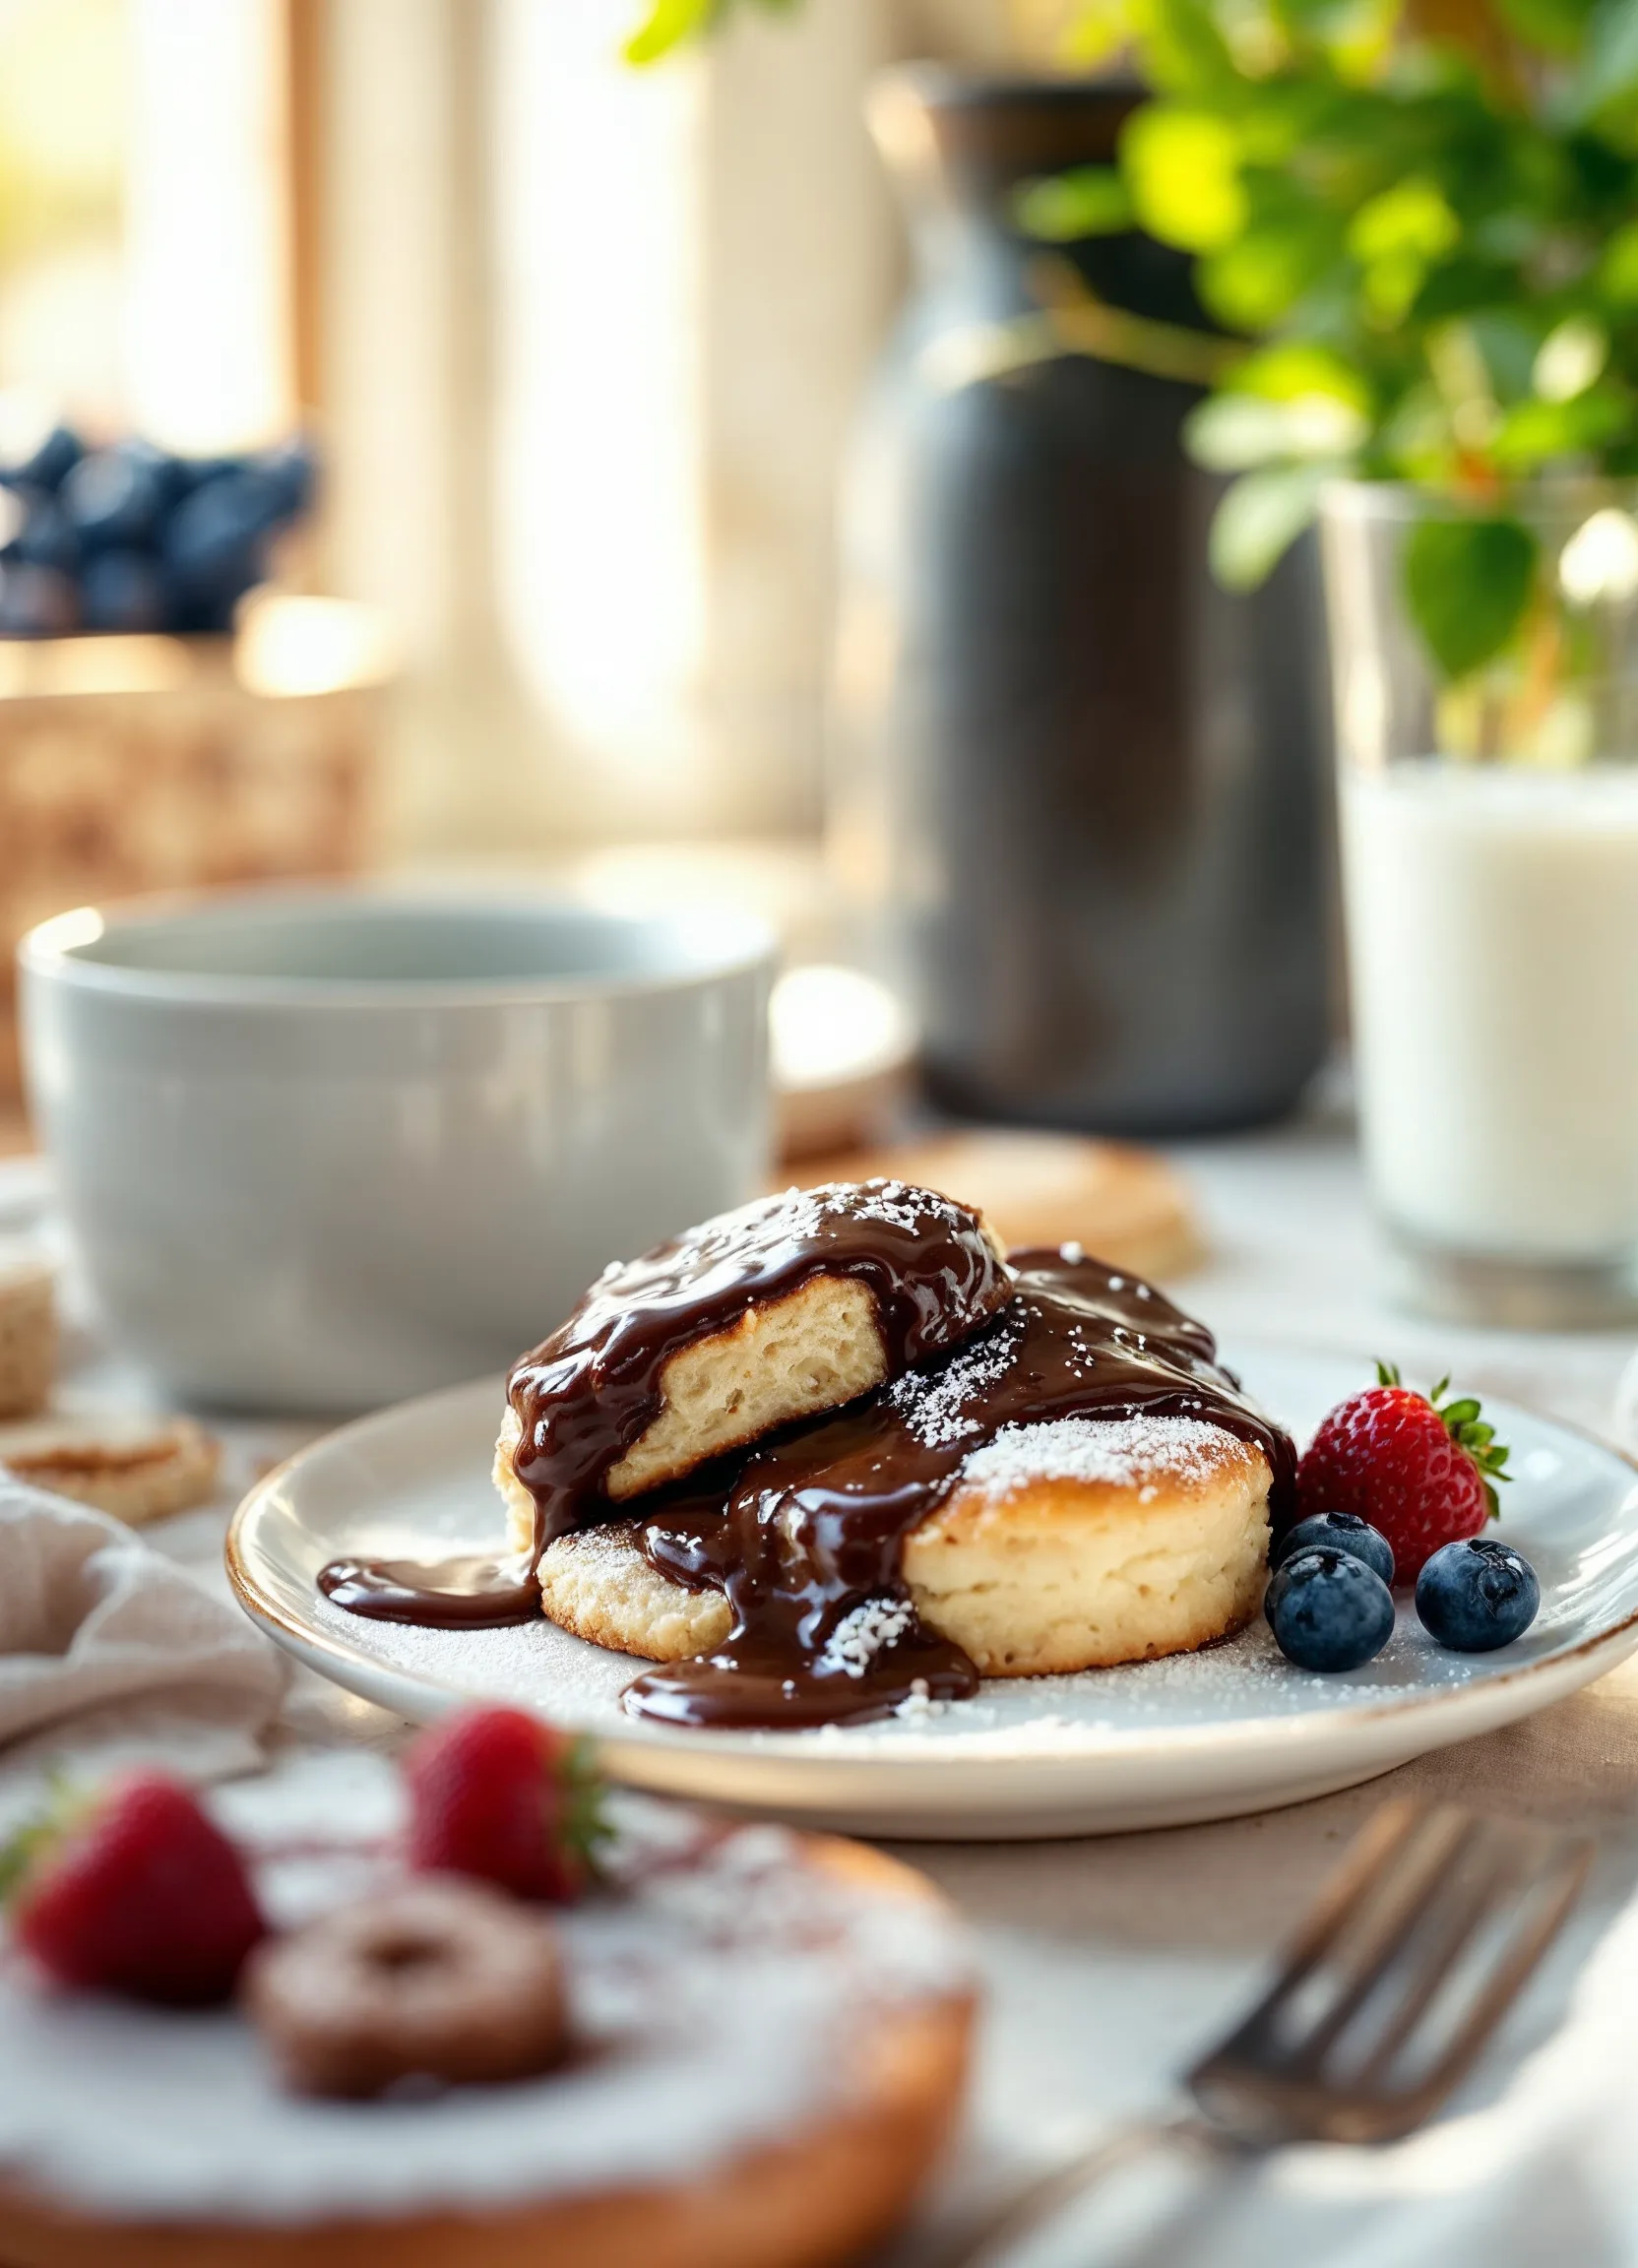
[1294,1362,1511,1585]
[2,1773,266,2005]
[406,1706,609,1903]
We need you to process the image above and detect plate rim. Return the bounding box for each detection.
[224,1359,1638,1771]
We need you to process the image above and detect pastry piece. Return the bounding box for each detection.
[245,1879,569,2099]
[0,1253,54,1419]
[793,1129,1202,1283]
[538,1415,1269,1677]
[0,1806,974,2268]
[500,1179,1010,1552]
[0,1413,220,1524]
[540,1248,1293,1730]
[540,1518,737,1662]
[900,1416,1269,1673]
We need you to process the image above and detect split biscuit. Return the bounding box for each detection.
[502,1181,1009,1542]
[536,1415,1271,1677]
[495,1273,891,1555]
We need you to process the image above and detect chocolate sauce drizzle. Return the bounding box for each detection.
[622,1249,1294,1729]
[317,1553,539,1629]
[317,1189,1294,1733]
[506,1180,1012,1549]
[318,1181,1009,1636]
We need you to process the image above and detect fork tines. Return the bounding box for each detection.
[1188,1798,1594,2146]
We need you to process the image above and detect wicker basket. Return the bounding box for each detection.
[0,597,394,1101]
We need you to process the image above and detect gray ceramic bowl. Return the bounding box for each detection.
[19,887,776,1412]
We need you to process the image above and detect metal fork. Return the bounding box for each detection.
[938,1799,1594,2268]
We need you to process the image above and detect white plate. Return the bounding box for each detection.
[228,1350,1638,1839]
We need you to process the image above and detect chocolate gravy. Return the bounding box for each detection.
[317,1553,539,1628]
[506,1180,1011,1549]
[622,1248,1294,1730]
[317,1180,1007,1636]
[317,1188,1294,1732]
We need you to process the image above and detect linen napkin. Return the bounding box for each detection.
[0,1474,285,1814]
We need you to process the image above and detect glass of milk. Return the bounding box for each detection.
[1323,480,1638,1326]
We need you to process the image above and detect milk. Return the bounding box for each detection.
[1341,762,1638,1259]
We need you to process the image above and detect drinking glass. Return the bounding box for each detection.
[1323,479,1638,1325]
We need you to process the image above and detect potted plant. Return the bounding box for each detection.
[635,0,1638,1320]
[1047,0,1638,1320]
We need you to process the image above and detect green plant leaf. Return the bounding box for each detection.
[1402,515,1540,679]
[1566,0,1638,117]
[1185,388,1368,466]
[1226,341,1367,407]
[1208,463,1330,588]
[1495,0,1599,55]
[1412,255,1528,324]
[1012,166,1134,242]
[1199,206,1340,326]
[1059,0,1142,65]
[1600,217,1638,302]
[1121,106,1247,251]
[1534,313,1608,400]
[1139,0,1243,94]
[1347,175,1462,264]
[623,0,719,62]
[1491,385,1632,468]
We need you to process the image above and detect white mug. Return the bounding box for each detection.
[19,886,776,1412]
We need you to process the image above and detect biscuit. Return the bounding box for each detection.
[901,1415,1270,1673]
[494,1274,889,1556]
[502,1181,1010,1543]
[536,1416,1270,1676]
[0,1413,220,1524]
[0,1253,54,1420]
[793,1131,1201,1283]
[538,1515,732,1660]
[604,1272,890,1502]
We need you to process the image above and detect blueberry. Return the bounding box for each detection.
[1266,1548,1396,1672]
[169,452,248,496]
[161,470,281,612]
[61,444,169,551]
[1272,1511,1395,1588]
[252,433,318,519]
[1,488,80,576]
[1415,1538,1539,1653]
[0,418,82,492]
[80,547,168,634]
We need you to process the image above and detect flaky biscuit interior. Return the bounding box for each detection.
[498,1247,1011,1542]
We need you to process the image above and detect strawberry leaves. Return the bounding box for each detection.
[1376,1359,1512,1520]
[558,1735,615,1881]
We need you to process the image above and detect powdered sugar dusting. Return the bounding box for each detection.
[822,1594,915,1677]
[885,1305,1027,1448]
[960,1415,1238,1497]
[310,1580,1482,1757]
[0,1762,970,2226]
[677,1178,986,1277]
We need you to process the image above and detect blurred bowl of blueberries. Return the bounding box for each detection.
[0,409,318,641]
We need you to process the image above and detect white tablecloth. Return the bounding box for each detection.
[8,1114,1638,2268]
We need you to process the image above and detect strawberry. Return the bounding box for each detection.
[1294,1362,1511,1585]
[1,1772,266,2005]
[405,1707,609,1903]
